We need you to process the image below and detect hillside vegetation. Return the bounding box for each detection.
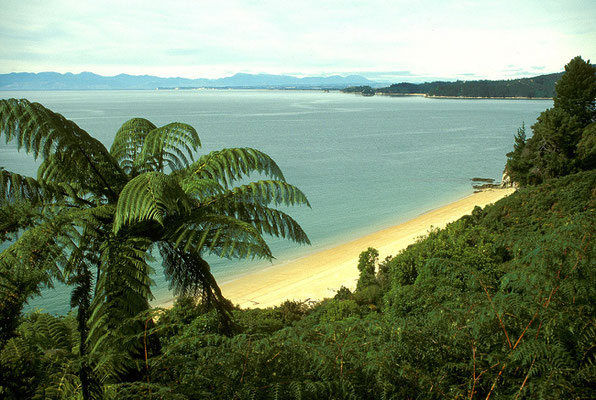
[346,71,564,98]
[1,57,595,399]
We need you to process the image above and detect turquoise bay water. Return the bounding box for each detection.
[0,90,552,314]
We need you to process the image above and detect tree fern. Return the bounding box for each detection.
[110,118,201,176]
[0,98,126,201]
[188,148,285,187]
[220,180,310,207]
[139,122,201,172]
[113,171,191,233]
[1,99,311,398]
[109,118,157,174]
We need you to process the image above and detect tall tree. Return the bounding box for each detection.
[0,99,310,398]
[505,56,596,185]
[553,56,596,125]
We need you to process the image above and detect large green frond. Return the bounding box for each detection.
[225,179,310,207]
[0,217,71,289]
[201,180,310,244]
[1,204,114,290]
[88,236,154,356]
[167,213,273,260]
[0,98,126,200]
[17,312,75,351]
[216,201,310,245]
[109,118,157,174]
[86,236,154,387]
[113,171,191,233]
[159,243,218,298]
[66,204,115,239]
[188,147,285,187]
[159,244,233,331]
[137,122,201,173]
[0,201,41,242]
[1,168,46,205]
[1,168,89,210]
[180,175,225,200]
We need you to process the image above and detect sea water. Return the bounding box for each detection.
[0,90,552,314]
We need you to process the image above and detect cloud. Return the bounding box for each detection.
[0,0,594,79]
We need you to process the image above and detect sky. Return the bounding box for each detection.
[1,0,595,82]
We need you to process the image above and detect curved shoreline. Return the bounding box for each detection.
[156,188,515,309]
[373,92,551,100]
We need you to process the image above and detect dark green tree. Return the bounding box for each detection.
[356,247,378,290]
[506,56,596,185]
[505,123,531,185]
[577,122,596,169]
[553,56,596,125]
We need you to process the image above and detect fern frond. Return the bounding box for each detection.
[159,243,220,299]
[0,201,40,240]
[180,176,225,200]
[212,199,310,244]
[167,213,273,260]
[221,180,310,207]
[188,148,285,187]
[113,171,191,233]
[87,235,154,360]
[1,169,46,205]
[109,118,157,174]
[34,368,81,400]
[138,122,201,172]
[0,217,70,287]
[0,168,88,211]
[0,98,126,201]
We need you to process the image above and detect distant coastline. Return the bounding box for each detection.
[425,95,552,100]
[347,92,552,100]
[343,70,564,99]
[424,95,552,100]
[1,68,570,95]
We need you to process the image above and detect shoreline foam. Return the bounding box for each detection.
[156,188,515,310]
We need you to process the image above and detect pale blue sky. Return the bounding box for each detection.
[1,0,594,81]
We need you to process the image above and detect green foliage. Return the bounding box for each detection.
[0,312,99,399]
[554,56,596,124]
[341,85,375,96]
[375,71,563,98]
[0,99,309,399]
[319,299,362,323]
[506,56,595,185]
[2,57,595,398]
[577,122,596,169]
[7,164,592,400]
[356,247,378,290]
[128,169,595,399]
[333,285,354,300]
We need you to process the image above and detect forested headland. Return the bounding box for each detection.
[1,56,595,399]
[344,70,567,98]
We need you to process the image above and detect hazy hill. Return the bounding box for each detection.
[0,71,377,90]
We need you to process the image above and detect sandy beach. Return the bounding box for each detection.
[159,188,515,309]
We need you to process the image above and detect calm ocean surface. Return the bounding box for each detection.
[0,90,551,314]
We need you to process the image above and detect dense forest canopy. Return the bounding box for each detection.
[345,71,567,98]
[505,56,596,185]
[1,56,595,399]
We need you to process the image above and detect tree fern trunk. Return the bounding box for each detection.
[73,267,93,400]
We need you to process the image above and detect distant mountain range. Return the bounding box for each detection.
[0,71,379,90]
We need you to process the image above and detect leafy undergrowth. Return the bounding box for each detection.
[2,171,595,399]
